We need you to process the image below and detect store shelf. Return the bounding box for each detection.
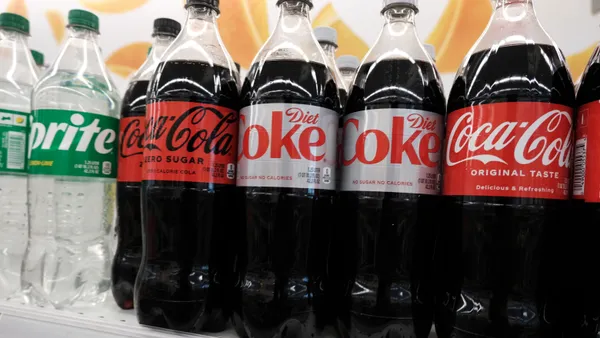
[0,299,438,338]
[0,299,234,338]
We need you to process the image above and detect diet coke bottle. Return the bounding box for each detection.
[234,0,340,337]
[135,0,240,332]
[571,44,600,337]
[439,0,576,336]
[335,0,445,337]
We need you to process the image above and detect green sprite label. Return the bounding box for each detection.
[29,109,119,178]
[0,109,28,175]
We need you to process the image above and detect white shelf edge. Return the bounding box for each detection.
[0,300,234,338]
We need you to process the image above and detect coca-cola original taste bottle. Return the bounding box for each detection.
[234,0,340,337]
[112,17,180,310]
[136,0,239,332]
[336,0,445,337]
[439,0,576,336]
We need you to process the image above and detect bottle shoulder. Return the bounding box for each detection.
[448,44,575,111]
[33,70,121,117]
[241,59,340,110]
[345,59,446,115]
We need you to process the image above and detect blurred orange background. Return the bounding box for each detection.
[4,0,599,92]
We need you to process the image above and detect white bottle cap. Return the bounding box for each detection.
[424,44,436,61]
[314,26,338,47]
[337,55,360,70]
[382,0,419,13]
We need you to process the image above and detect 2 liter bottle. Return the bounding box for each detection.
[135,0,240,332]
[437,0,593,337]
[22,9,120,309]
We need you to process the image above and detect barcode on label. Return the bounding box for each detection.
[6,131,26,170]
[573,138,587,196]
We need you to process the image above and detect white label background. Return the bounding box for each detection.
[341,108,444,194]
[237,103,339,190]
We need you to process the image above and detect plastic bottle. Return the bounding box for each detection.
[336,55,359,92]
[112,17,180,310]
[235,0,340,336]
[23,9,121,309]
[30,49,45,72]
[315,26,348,105]
[0,12,38,300]
[336,0,445,336]
[439,0,576,336]
[135,0,239,332]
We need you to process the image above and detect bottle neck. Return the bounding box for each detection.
[495,0,533,9]
[0,28,38,82]
[384,6,416,26]
[133,33,176,81]
[150,34,175,63]
[320,43,337,63]
[52,26,106,76]
[475,0,549,49]
[276,1,312,35]
[184,5,219,37]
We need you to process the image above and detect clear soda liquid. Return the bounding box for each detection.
[22,27,120,309]
[0,27,38,299]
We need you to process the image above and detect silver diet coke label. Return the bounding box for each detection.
[341,108,444,194]
[237,103,338,190]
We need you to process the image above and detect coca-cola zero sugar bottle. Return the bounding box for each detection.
[135,0,240,332]
[336,0,445,337]
[439,0,576,336]
[234,0,340,337]
[112,17,181,310]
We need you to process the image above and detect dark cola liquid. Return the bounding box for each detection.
[440,44,575,338]
[570,57,600,338]
[135,60,239,333]
[112,80,148,309]
[335,59,445,338]
[233,60,339,338]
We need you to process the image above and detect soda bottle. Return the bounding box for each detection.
[0,12,38,299]
[112,17,181,310]
[571,44,600,337]
[440,0,575,336]
[336,55,359,92]
[30,49,45,72]
[234,0,340,336]
[315,26,348,105]
[136,0,239,332]
[336,0,445,336]
[24,9,120,308]
[424,44,435,63]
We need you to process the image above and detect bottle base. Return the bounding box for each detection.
[136,298,227,333]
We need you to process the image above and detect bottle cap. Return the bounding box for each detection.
[337,55,360,70]
[276,0,313,9]
[314,27,338,48]
[153,18,181,38]
[185,0,220,14]
[31,49,44,66]
[381,0,419,14]
[0,13,29,35]
[424,43,436,61]
[68,9,100,33]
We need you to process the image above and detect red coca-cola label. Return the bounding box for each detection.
[118,116,145,182]
[573,100,600,202]
[143,101,238,184]
[443,102,573,200]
